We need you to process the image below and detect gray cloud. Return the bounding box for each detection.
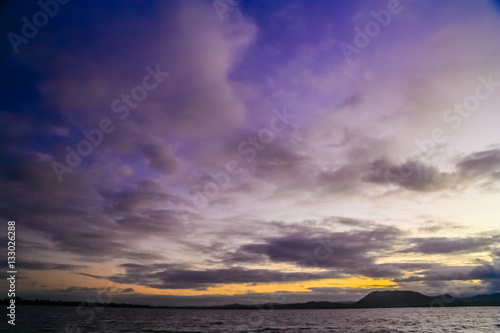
[22,261,85,271]
[110,264,328,290]
[363,158,451,192]
[235,225,402,276]
[1,0,499,308]
[457,148,500,178]
[403,235,500,254]
[141,142,182,175]
[395,251,500,284]
[77,273,108,280]
[100,179,171,215]
[418,221,464,233]
[455,148,500,192]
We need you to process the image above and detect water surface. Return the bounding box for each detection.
[9,305,500,332]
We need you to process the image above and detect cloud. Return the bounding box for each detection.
[418,221,464,233]
[357,148,500,194]
[120,288,135,293]
[61,286,108,293]
[363,158,451,192]
[0,146,183,260]
[395,251,500,285]
[403,235,500,254]
[77,273,108,280]
[457,149,500,186]
[141,142,182,175]
[22,261,85,271]
[458,149,500,174]
[235,225,402,275]
[316,164,365,195]
[100,179,172,215]
[2,0,500,307]
[109,264,327,290]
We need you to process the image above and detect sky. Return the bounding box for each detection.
[0,0,499,307]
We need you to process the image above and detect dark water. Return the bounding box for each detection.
[6,305,500,332]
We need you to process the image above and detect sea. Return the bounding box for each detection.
[6,305,500,332]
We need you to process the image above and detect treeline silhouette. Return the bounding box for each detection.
[2,290,499,309]
[0,297,152,308]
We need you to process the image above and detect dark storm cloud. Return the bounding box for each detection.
[141,142,182,175]
[0,146,181,260]
[317,165,363,194]
[1,0,499,308]
[22,261,85,271]
[49,230,162,261]
[418,221,464,233]
[363,158,451,192]
[357,148,500,194]
[458,148,500,174]
[252,140,308,173]
[351,263,438,279]
[403,235,500,254]
[22,288,373,307]
[33,1,254,172]
[396,251,500,283]
[396,264,500,283]
[235,225,402,273]
[77,273,108,280]
[203,217,401,269]
[109,263,327,290]
[457,148,500,179]
[100,179,171,215]
[395,266,476,283]
[254,145,500,198]
[113,210,181,234]
[242,139,316,191]
[120,288,135,293]
[61,286,108,293]
[0,0,258,267]
[469,261,500,280]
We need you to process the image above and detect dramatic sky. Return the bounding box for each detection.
[1,0,500,306]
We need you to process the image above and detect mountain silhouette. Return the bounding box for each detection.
[354,290,433,308]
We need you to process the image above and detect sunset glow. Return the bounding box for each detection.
[1,0,499,307]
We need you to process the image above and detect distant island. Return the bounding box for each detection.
[2,290,499,310]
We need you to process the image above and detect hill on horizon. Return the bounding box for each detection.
[354,290,433,308]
